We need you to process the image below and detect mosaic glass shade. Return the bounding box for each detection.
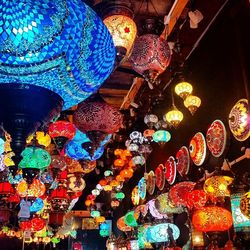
[186,190,208,209]
[131,186,140,206]
[206,120,227,157]
[203,175,233,197]
[130,34,171,83]
[19,147,51,170]
[155,164,165,191]
[231,193,250,232]
[164,106,183,128]
[73,100,123,134]
[144,114,159,128]
[175,81,193,100]
[103,15,137,62]
[148,199,168,219]
[164,156,177,185]
[0,0,116,109]
[145,223,180,243]
[138,177,147,200]
[240,191,250,219]
[184,95,201,115]
[189,132,207,166]
[16,179,45,197]
[48,121,76,140]
[228,99,250,141]
[153,130,171,144]
[192,206,233,232]
[146,171,156,195]
[117,216,132,232]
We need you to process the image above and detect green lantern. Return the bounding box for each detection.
[100,229,110,237]
[115,192,125,200]
[19,147,51,170]
[124,211,138,227]
[91,210,101,218]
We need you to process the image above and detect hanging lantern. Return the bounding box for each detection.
[146,171,156,195]
[73,99,123,134]
[148,199,168,219]
[203,176,234,197]
[31,217,46,232]
[192,206,233,232]
[114,158,125,168]
[103,14,137,63]
[16,179,45,198]
[240,191,250,219]
[138,178,147,200]
[164,106,184,128]
[132,155,145,166]
[184,95,201,115]
[164,156,177,185]
[120,168,134,179]
[115,192,125,200]
[145,223,180,243]
[49,211,65,229]
[230,192,250,232]
[27,132,51,148]
[131,186,140,206]
[0,0,116,166]
[143,129,155,142]
[19,147,51,170]
[153,130,171,144]
[128,239,139,250]
[228,99,250,141]
[0,182,15,198]
[144,114,159,128]
[175,81,193,100]
[91,210,101,218]
[130,34,171,83]
[50,187,70,211]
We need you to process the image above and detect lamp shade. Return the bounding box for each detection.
[103,15,137,62]
[175,81,193,99]
[192,206,233,232]
[203,176,233,197]
[48,121,76,140]
[145,223,180,243]
[73,100,123,134]
[164,106,184,128]
[124,211,138,227]
[0,0,116,110]
[130,34,171,83]
[153,130,171,144]
[184,95,201,115]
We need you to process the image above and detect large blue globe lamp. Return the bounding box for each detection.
[0,0,116,164]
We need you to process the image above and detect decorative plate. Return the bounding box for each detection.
[229,99,250,142]
[189,132,207,166]
[138,177,147,200]
[131,185,140,206]
[146,171,156,195]
[134,204,148,218]
[169,181,196,207]
[176,146,190,177]
[206,120,227,157]
[155,164,165,191]
[164,156,177,185]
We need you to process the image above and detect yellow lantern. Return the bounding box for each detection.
[164,105,184,128]
[203,176,233,197]
[96,216,106,223]
[104,14,137,62]
[184,95,201,115]
[175,81,193,100]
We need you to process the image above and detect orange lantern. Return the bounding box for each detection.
[116,175,125,182]
[192,206,233,232]
[117,216,132,232]
[103,185,112,192]
[120,168,133,179]
[110,180,119,187]
[114,149,123,156]
[99,179,108,186]
[95,216,106,223]
[114,159,125,168]
[85,199,94,207]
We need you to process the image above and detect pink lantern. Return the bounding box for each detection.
[130,34,171,83]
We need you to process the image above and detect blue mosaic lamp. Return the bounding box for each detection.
[0,0,115,165]
[0,0,116,109]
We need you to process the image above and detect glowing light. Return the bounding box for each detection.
[164,106,183,128]
[175,81,193,100]
[184,95,201,115]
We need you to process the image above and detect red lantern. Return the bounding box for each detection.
[48,121,76,140]
[31,217,45,231]
[50,187,70,211]
[0,182,14,197]
[19,220,32,231]
[73,100,123,134]
[130,34,171,82]
[192,206,233,232]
